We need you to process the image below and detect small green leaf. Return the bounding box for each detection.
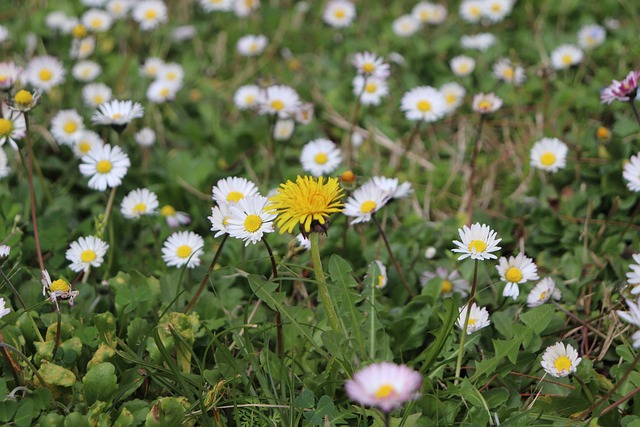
[520,305,555,334]
[38,361,76,387]
[294,390,315,409]
[83,362,118,405]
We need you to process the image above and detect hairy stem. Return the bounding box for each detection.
[454,259,478,383]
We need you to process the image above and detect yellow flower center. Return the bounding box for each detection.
[377,275,385,288]
[0,75,6,83]
[64,121,78,134]
[554,356,572,372]
[270,100,285,111]
[161,205,176,216]
[364,83,377,93]
[244,214,263,232]
[249,42,258,52]
[362,62,375,73]
[468,317,477,326]
[491,3,501,12]
[334,8,346,19]
[478,100,491,111]
[176,245,192,258]
[0,119,13,136]
[81,249,97,262]
[14,90,33,106]
[468,240,487,253]
[78,142,92,154]
[458,63,470,73]
[360,200,377,213]
[539,291,548,301]
[93,95,104,105]
[505,267,523,283]
[470,6,480,16]
[417,100,432,112]
[420,11,430,20]
[314,153,328,164]
[145,9,158,19]
[166,72,177,80]
[374,384,395,399]
[96,160,112,174]
[72,24,87,38]
[502,68,514,79]
[39,68,53,81]
[244,95,255,104]
[50,279,70,293]
[561,54,573,65]
[441,279,453,293]
[227,191,244,203]
[160,88,170,97]
[222,216,230,226]
[445,94,457,105]
[112,113,123,120]
[90,18,103,29]
[540,152,556,166]
[133,203,147,214]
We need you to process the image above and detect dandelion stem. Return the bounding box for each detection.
[454,259,478,384]
[261,236,283,358]
[466,114,486,226]
[24,114,44,272]
[371,214,415,298]
[309,232,341,333]
[185,234,229,314]
[630,100,640,130]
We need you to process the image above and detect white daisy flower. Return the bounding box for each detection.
[492,58,525,85]
[400,86,447,122]
[162,231,205,269]
[50,109,85,146]
[41,270,79,307]
[79,144,130,191]
[226,195,276,246]
[146,79,181,103]
[577,24,606,50]
[392,14,421,37]
[258,85,301,118]
[344,181,391,224]
[25,55,66,92]
[623,153,640,192]
[0,149,10,179]
[0,61,22,90]
[107,0,133,19]
[300,138,342,177]
[135,127,156,147]
[46,11,70,32]
[369,176,412,200]
[294,233,311,251]
[209,203,232,237]
[412,2,447,25]
[352,51,390,79]
[91,99,144,129]
[541,342,581,377]
[70,37,96,60]
[461,33,496,52]
[457,302,491,334]
[237,34,268,56]
[323,0,356,28]
[366,260,388,289]
[82,8,113,32]
[0,104,26,150]
[452,222,501,261]
[459,0,484,23]
[82,82,113,108]
[0,297,9,319]
[420,267,469,297]
[353,75,389,106]
[157,62,184,85]
[527,277,561,308]
[234,84,261,110]
[530,137,568,173]
[440,82,466,113]
[66,235,109,273]
[550,44,583,70]
[617,298,640,348]
[626,254,640,294]
[212,176,260,205]
[295,103,315,125]
[472,92,503,114]
[199,0,233,12]
[120,188,159,219]
[132,0,168,31]
[233,0,260,17]
[450,55,476,77]
[483,0,513,23]
[73,130,103,158]
[140,57,165,78]
[160,205,191,228]
[496,253,539,300]
[273,119,295,141]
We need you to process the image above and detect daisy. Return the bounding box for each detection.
[10,90,39,113]
[541,342,581,377]
[461,33,496,51]
[300,139,342,177]
[295,103,314,125]
[527,277,561,308]
[450,55,476,77]
[343,181,391,224]
[345,362,422,413]
[157,62,184,85]
[0,105,26,150]
[45,11,70,32]
[420,267,469,297]
[440,82,466,113]
[50,109,85,146]
[353,76,389,106]
[323,0,356,28]
[66,236,109,273]
[626,254,640,295]
[73,130,103,158]
[146,79,180,103]
[258,85,301,118]
[70,37,96,60]
[600,71,640,104]
[209,203,232,237]
[369,176,412,200]
[135,127,156,147]
[273,119,295,141]
[400,86,447,122]
[226,195,276,246]
[294,233,311,251]
[0,149,10,179]
[577,24,606,49]
[162,231,204,269]
[237,35,268,56]
[81,8,113,32]
[160,205,191,228]
[368,260,388,289]
[530,137,568,173]
[459,0,484,23]
[132,0,168,31]
[472,92,503,114]
[233,0,260,17]
[352,52,390,79]
[212,177,260,205]
[24,55,65,92]
[199,0,233,12]
[0,61,22,90]
[82,82,112,107]
[550,44,583,70]
[457,303,491,334]
[268,176,344,235]
[617,298,640,348]
[0,298,9,319]
[492,58,525,85]
[624,153,640,192]
[496,253,539,299]
[91,99,144,131]
[41,270,79,307]
[120,188,159,219]
[452,222,501,261]
[107,0,133,19]
[79,144,130,191]
[140,57,165,78]
[413,2,447,25]
[483,0,513,23]
[392,15,421,37]
[234,84,261,110]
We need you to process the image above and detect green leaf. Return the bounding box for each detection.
[304,395,336,426]
[0,400,17,422]
[83,362,118,405]
[38,361,76,387]
[294,390,315,409]
[418,298,458,372]
[520,305,555,334]
[14,399,35,427]
[471,337,521,382]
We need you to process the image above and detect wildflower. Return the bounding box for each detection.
[550,44,583,70]
[50,109,85,146]
[459,0,484,23]
[483,0,513,23]
[135,127,156,147]
[140,57,165,78]
[497,253,539,299]
[234,84,261,110]
[296,103,315,125]
[626,254,640,295]
[91,99,144,131]
[0,297,10,318]
[0,149,9,179]
[617,298,640,348]
[0,245,10,258]
[527,277,561,308]
[541,342,581,377]
[424,246,436,259]
[160,205,191,228]
[269,175,344,235]
[258,85,301,118]
[450,55,476,77]
[412,2,447,25]
[352,52,390,79]
[212,177,260,205]
[66,236,109,273]
[226,195,276,246]
[392,15,421,37]
[0,61,22,90]
[73,130,103,158]
[452,222,501,261]
[600,71,640,104]
[345,362,422,413]
[209,203,232,237]
[596,126,610,141]
[121,188,159,219]
[461,33,496,51]
[79,144,130,191]
[107,0,132,19]
[132,0,168,31]
[237,34,268,56]
[340,170,356,184]
[493,58,525,85]
[157,62,184,85]
[400,86,447,122]
[45,11,70,32]
[440,82,466,113]
[472,92,503,114]
[273,119,295,141]
[70,37,96,60]
[10,89,39,113]
[146,80,180,103]
[300,139,342,177]
[25,55,65,93]
[0,104,26,150]
[344,181,391,224]
[41,270,79,307]
[530,137,568,173]
[366,260,388,289]
[233,0,259,17]
[82,82,113,108]
[199,0,233,12]
[577,24,605,49]
[457,303,491,334]
[353,76,389,106]
[294,233,311,251]
[323,0,356,28]
[82,8,113,32]
[369,176,412,200]
[420,267,469,297]
[162,231,204,269]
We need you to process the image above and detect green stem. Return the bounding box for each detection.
[184,234,229,313]
[454,259,478,383]
[309,233,341,333]
[0,268,44,342]
[369,276,376,360]
[0,342,47,387]
[24,114,44,272]
[574,373,595,404]
[372,214,415,297]
[262,236,282,358]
